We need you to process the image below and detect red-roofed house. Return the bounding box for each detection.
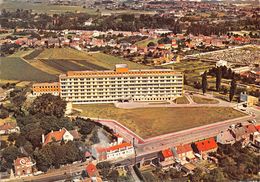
[0,122,20,135]
[159,148,174,169]
[14,157,34,176]
[194,138,218,158]
[93,136,134,161]
[175,144,195,162]
[42,128,80,146]
[86,163,98,178]
[255,125,260,132]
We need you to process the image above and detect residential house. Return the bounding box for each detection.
[249,127,260,152]
[193,138,218,159]
[93,135,134,161]
[217,129,235,145]
[175,144,195,163]
[0,122,20,135]
[86,163,99,178]
[14,157,34,176]
[42,128,80,146]
[159,148,175,169]
[230,124,257,146]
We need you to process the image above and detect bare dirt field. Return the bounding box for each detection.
[74,104,245,139]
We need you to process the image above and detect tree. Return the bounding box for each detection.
[189,168,203,182]
[203,168,226,182]
[183,74,188,85]
[147,42,156,47]
[202,71,208,94]
[97,161,112,179]
[229,78,237,102]
[216,67,222,91]
[75,118,95,136]
[194,81,201,89]
[0,106,9,119]
[2,146,23,169]
[0,140,8,150]
[29,94,66,118]
[8,133,19,143]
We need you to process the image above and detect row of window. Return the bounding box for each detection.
[60,76,182,81]
[69,96,178,103]
[61,80,182,86]
[60,83,183,89]
[61,87,182,91]
[34,86,59,89]
[61,90,182,95]
[62,93,182,100]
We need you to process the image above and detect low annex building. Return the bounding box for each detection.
[14,157,34,177]
[32,82,60,96]
[32,64,183,104]
[42,128,80,146]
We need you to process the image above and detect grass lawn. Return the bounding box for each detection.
[0,57,57,81]
[74,104,245,139]
[191,96,219,104]
[174,96,190,104]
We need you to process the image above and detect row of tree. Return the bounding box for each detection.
[201,67,237,102]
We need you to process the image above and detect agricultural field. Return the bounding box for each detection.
[8,49,35,58]
[1,1,156,15]
[27,48,149,75]
[0,57,57,81]
[74,104,245,139]
[1,1,97,15]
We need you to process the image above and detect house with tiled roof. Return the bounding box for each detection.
[159,148,175,169]
[217,129,235,145]
[250,127,260,152]
[0,122,20,135]
[14,157,34,176]
[93,134,134,161]
[86,163,99,178]
[42,128,80,146]
[193,138,218,159]
[175,144,195,162]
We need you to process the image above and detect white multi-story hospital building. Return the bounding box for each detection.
[33,64,183,104]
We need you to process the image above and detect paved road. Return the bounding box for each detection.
[18,162,88,182]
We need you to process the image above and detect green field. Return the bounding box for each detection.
[0,57,57,81]
[1,1,97,15]
[74,104,245,139]
[27,48,149,74]
[135,38,160,48]
[165,60,215,85]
